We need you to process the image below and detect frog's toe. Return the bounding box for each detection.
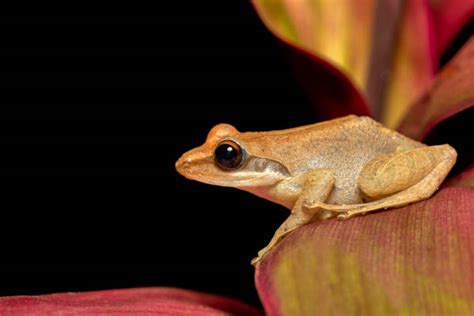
[251,256,261,266]
[318,210,335,220]
[337,212,349,220]
[337,211,356,220]
[252,248,270,265]
[337,210,368,220]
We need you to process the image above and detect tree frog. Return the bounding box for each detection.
[175,115,457,265]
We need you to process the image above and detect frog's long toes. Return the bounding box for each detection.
[337,212,352,220]
[251,256,261,266]
[337,210,369,220]
[318,210,334,220]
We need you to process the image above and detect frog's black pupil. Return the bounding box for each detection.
[215,141,243,170]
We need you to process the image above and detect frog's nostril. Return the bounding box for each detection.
[175,156,192,174]
[175,157,184,169]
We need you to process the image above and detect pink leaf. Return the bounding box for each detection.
[251,0,370,120]
[398,37,474,141]
[429,0,474,57]
[256,187,474,315]
[444,164,474,188]
[278,42,370,120]
[251,1,473,128]
[0,287,262,316]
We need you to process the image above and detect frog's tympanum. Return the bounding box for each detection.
[176,115,457,264]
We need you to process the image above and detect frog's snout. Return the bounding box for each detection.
[175,146,210,179]
[175,153,192,176]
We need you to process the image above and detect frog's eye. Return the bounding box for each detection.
[214,140,245,170]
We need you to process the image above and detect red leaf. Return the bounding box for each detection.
[279,42,370,120]
[251,0,373,120]
[398,37,474,141]
[445,163,474,188]
[0,287,262,316]
[256,187,474,315]
[429,0,474,57]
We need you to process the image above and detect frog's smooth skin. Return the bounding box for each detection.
[176,115,457,265]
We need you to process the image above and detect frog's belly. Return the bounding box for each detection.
[325,171,365,205]
[310,147,375,204]
[326,182,364,205]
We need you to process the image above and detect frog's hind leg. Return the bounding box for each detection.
[358,144,457,199]
[306,144,457,219]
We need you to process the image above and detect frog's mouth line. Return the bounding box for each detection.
[189,170,288,188]
[176,154,291,187]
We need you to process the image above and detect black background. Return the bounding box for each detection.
[0,2,472,310]
[0,2,315,308]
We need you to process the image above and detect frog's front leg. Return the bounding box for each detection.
[251,169,335,265]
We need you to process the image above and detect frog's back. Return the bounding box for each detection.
[302,116,424,204]
[242,115,424,204]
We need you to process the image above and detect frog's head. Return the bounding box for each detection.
[176,123,288,188]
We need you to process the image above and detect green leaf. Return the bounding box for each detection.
[256,187,474,315]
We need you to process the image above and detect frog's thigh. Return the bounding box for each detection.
[335,144,457,219]
[358,144,457,199]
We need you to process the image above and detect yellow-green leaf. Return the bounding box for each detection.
[251,1,473,128]
[381,0,434,127]
[252,0,374,100]
[256,187,474,315]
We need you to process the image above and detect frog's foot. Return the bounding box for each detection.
[251,256,260,266]
[337,210,367,220]
[251,247,270,266]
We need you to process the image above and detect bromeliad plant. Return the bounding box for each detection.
[1,1,473,315]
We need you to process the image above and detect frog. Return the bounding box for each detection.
[175,115,457,265]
